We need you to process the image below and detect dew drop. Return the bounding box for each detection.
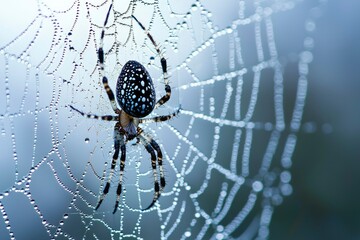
[252,181,263,192]
[85,138,90,143]
[191,4,197,11]
[281,183,293,196]
[216,233,224,240]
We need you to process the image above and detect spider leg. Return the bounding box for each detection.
[113,131,126,214]
[98,4,121,114]
[153,84,171,110]
[149,139,165,192]
[137,128,161,210]
[139,107,180,124]
[70,105,119,121]
[95,122,125,212]
[132,15,171,109]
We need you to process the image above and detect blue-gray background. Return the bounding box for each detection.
[271,1,360,239]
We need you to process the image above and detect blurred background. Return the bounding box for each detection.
[271,1,360,239]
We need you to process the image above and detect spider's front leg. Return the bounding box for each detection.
[137,127,165,210]
[95,122,126,214]
[98,4,121,114]
[132,15,171,110]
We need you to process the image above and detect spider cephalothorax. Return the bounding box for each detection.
[70,4,179,213]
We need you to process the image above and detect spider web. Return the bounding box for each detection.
[0,0,325,239]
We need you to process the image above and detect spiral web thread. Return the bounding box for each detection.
[0,0,325,239]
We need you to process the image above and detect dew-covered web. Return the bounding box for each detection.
[0,0,325,239]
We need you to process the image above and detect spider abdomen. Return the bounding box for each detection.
[116,60,156,118]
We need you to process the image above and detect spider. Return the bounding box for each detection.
[70,4,180,213]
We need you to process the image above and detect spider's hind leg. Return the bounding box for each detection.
[137,128,164,210]
[95,122,126,214]
[114,132,126,214]
[150,139,165,191]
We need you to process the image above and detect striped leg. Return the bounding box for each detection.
[132,15,171,109]
[113,130,126,214]
[154,84,171,110]
[137,128,161,210]
[95,122,125,211]
[98,4,120,114]
[150,139,165,191]
[70,105,119,121]
[139,108,180,124]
